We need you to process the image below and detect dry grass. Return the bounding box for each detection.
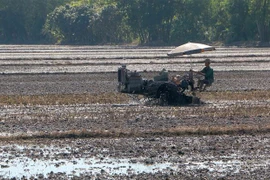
[165,124,270,136]
[0,90,269,105]
[199,90,270,101]
[1,123,270,141]
[0,92,129,105]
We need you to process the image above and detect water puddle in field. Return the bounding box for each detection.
[0,156,176,178]
[0,145,177,178]
[1,145,269,178]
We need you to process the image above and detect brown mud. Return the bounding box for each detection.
[0,45,270,179]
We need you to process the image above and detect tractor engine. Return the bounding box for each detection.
[117,65,145,93]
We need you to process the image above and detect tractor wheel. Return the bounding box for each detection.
[156,82,180,106]
[157,90,169,106]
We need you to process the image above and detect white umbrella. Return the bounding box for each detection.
[167,42,215,57]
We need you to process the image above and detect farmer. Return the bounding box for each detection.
[192,58,214,91]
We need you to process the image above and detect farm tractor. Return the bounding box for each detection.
[117,65,201,106]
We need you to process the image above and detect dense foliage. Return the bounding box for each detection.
[0,0,269,45]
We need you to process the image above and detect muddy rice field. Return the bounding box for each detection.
[0,45,270,179]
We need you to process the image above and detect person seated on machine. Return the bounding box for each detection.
[191,58,214,91]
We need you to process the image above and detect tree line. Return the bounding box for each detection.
[0,0,269,45]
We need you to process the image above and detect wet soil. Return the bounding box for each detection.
[0,45,270,179]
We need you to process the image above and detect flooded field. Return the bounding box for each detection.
[0,45,270,179]
[1,45,270,73]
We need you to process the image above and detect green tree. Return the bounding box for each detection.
[0,0,70,43]
[208,0,230,42]
[94,5,132,44]
[170,0,212,44]
[226,0,250,42]
[117,0,176,44]
[44,5,98,44]
[1,0,270,45]
[249,0,270,42]
[0,0,27,43]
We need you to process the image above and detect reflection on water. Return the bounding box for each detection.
[0,149,177,178]
[1,145,270,178]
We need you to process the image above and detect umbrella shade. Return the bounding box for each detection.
[167,42,215,57]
